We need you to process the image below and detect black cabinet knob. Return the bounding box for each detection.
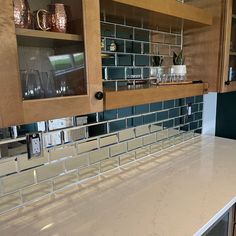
[95,91,104,100]
[225,81,231,86]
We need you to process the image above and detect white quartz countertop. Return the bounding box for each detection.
[0,136,236,236]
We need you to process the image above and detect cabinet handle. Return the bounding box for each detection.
[95,91,104,100]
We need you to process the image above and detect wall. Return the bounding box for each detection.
[0,16,203,214]
[216,91,236,139]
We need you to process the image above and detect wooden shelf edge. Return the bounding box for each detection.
[15,28,83,42]
[104,83,208,110]
[112,0,213,26]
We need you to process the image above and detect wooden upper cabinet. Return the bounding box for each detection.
[101,0,213,31]
[0,0,103,128]
[185,0,236,93]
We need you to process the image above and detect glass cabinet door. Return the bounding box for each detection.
[14,0,87,100]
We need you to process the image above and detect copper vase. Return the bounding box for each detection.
[48,4,67,33]
[13,0,32,29]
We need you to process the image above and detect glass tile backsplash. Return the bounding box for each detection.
[0,9,202,214]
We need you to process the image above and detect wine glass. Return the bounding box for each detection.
[21,70,44,100]
[40,71,56,98]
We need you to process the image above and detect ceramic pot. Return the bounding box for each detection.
[171,65,187,75]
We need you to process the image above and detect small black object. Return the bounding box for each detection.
[192,80,203,84]
[95,91,104,100]
[225,80,231,85]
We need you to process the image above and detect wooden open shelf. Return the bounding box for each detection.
[104,83,208,110]
[16,28,83,47]
[100,0,213,31]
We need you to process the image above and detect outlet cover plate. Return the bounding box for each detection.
[26,132,43,159]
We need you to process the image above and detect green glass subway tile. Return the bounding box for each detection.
[102,56,116,66]
[109,120,126,132]
[150,123,163,132]
[164,100,175,109]
[126,41,142,54]
[199,103,203,111]
[107,67,125,79]
[175,99,181,107]
[110,142,127,157]
[103,110,117,121]
[100,134,118,147]
[143,133,156,146]
[135,125,150,137]
[89,148,109,164]
[156,111,168,121]
[118,107,134,118]
[195,95,203,103]
[65,154,89,171]
[101,23,115,37]
[199,120,203,128]
[180,98,186,106]
[116,25,133,39]
[117,54,133,66]
[143,68,150,78]
[135,55,150,66]
[163,119,174,129]
[191,104,199,113]
[195,129,202,134]
[169,108,180,118]
[174,118,181,126]
[126,68,141,78]
[135,29,150,41]
[180,124,189,132]
[88,124,107,137]
[185,115,194,123]
[194,112,203,121]
[190,121,198,130]
[118,128,135,141]
[128,137,143,151]
[143,113,156,124]
[181,106,188,115]
[150,102,163,112]
[135,104,149,114]
[186,97,194,104]
[143,43,150,54]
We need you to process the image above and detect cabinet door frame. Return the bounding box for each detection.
[0,0,103,127]
[220,0,236,92]
[0,0,24,127]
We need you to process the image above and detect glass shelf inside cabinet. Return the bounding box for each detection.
[14,0,87,100]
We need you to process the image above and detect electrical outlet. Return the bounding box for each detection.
[26,132,42,159]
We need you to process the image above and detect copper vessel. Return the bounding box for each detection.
[48,4,67,33]
[13,0,32,28]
